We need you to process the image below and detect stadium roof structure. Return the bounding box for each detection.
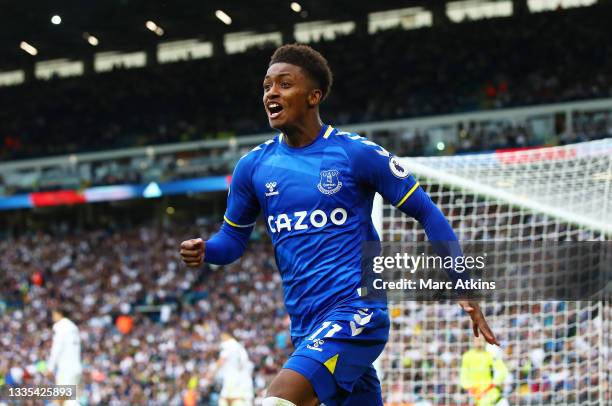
[0,0,434,71]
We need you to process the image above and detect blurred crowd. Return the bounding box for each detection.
[1,219,608,405]
[2,108,611,198]
[379,111,612,159]
[0,224,291,405]
[1,2,611,160]
[381,301,606,405]
[1,111,610,196]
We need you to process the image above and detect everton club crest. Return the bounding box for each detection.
[317,169,343,195]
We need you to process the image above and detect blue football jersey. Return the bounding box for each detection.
[224,125,420,337]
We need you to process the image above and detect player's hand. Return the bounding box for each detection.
[458,300,500,346]
[180,238,205,267]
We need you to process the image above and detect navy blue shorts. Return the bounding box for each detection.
[283,307,389,405]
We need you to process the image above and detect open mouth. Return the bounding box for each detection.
[267,102,283,119]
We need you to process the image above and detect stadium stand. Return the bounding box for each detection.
[1,2,611,160]
[1,110,610,196]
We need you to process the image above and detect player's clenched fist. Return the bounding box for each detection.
[180,238,205,267]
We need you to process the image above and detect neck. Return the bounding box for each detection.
[282,115,323,148]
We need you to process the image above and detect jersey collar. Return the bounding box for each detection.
[278,124,334,151]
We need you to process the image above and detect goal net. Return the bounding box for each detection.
[376,139,611,405]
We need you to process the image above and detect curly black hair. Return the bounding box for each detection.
[269,43,333,101]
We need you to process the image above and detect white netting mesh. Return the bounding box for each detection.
[378,139,611,405]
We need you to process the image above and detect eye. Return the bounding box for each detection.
[281,82,291,88]
[263,83,271,91]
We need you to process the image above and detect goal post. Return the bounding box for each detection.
[374,139,611,405]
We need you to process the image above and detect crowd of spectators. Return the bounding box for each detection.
[0,2,611,160]
[381,301,605,405]
[0,110,610,197]
[0,223,290,405]
[381,110,612,159]
[0,216,608,405]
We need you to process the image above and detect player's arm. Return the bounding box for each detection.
[180,156,260,267]
[205,355,226,381]
[351,138,464,279]
[492,356,509,387]
[352,137,499,345]
[47,326,63,376]
[391,177,500,345]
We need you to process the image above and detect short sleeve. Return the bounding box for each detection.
[224,156,260,228]
[351,136,420,207]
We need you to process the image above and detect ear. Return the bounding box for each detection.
[307,89,323,107]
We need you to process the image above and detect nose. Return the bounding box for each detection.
[265,83,280,100]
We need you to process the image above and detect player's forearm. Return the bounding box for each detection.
[401,187,457,240]
[492,360,509,386]
[47,346,59,372]
[400,187,468,285]
[204,222,251,265]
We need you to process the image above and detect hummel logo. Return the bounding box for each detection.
[307,338,325,352]
[265,181,279,197]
